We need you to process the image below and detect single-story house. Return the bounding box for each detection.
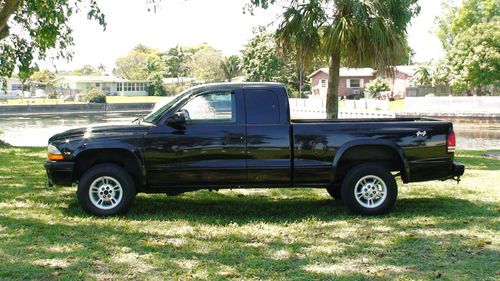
[0,77,23,92]
[308,66,416,99]
[309,68,375,98]
[386,65,416,98]
[52,75,150,96]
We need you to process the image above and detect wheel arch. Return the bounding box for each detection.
[73,146,146,189]
[330,139,410,185]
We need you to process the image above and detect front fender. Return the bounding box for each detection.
[72,141,147,186]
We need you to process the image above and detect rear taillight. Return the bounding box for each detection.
[447,131,456,153]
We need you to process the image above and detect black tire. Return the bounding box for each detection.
[77,163,136,216]
[341,163,397,215]
[326,184,342,200]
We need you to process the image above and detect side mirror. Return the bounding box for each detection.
[166,111,187,127]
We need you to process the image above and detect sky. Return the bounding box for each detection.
[39,0,446,72]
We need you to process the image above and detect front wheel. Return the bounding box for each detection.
[341,163,397,215]
[77,163,136,216]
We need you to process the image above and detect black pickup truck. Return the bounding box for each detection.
[45,83,464,216]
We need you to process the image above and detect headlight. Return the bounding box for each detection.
[47,144,64,161]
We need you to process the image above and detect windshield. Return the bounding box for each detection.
[143,89,192,123]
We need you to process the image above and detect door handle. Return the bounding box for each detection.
[225,134,244,143]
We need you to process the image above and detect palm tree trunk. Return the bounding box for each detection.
[326,49,341,119]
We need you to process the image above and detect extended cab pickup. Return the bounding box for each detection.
[45,83,465,216]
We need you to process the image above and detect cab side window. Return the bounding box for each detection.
[245,90,280,124]
[181,91,235,122]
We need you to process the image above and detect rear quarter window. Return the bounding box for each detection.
[244,90,280,124]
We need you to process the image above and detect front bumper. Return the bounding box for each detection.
[45,160,75,186]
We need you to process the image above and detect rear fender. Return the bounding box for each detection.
[330,139,410,184]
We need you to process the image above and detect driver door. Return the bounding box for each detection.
[143,90,247,189]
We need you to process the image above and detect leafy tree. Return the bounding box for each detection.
[72,64,101,76]
[220,55,242,82]
[443,23,499,94]
[251,0,419,118]
[242,27,285,82]
[0,0,105,79]
[435,0,499,50]
[365,78,390,98]
[114,45,165,80]
[30,70,56,84]
[164,46,190,80]
[411,65,433,86]
[187,44,225,82]
[148,74,166,96]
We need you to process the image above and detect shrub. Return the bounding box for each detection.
[365,78,390,98]
[164,83,192,96]
[81,88,106,103]
[148,75,167,96]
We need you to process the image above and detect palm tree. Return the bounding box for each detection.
[275,0,419,118]
[97,63,107,75]
[412,64,433,86]
[220,55,242,82]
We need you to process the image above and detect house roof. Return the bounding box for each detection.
[52,75,149,83]
[394,65,417,76]
[162,77,196,84]
[308,67,376,78]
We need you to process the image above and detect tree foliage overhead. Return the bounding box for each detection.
[0,0,106,79]
[435,0,499,50]
[252,0,419,118]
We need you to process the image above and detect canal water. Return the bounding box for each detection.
[0,111,498,150]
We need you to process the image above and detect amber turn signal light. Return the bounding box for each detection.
[47,144,64,161]
[48,154,64,161]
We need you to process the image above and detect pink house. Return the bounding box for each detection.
[308,66,415,99]
[309,68,375,98]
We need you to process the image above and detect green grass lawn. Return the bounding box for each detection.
[0,145,498,280]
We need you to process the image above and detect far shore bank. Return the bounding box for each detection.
[0,102,498,124]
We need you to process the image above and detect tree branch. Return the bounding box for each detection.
[0,0,23,41]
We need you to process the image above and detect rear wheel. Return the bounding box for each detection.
[341,163,397,215]
[77,163,136,216]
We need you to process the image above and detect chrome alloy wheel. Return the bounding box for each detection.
[354,175,387,208]
[89,176,123,210]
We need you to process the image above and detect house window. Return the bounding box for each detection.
[347,79,364,88]
[117,83,122,91]
[320,79,327,88]
[11,84,22,91]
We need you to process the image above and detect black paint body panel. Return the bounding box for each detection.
[45,82,463,191]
